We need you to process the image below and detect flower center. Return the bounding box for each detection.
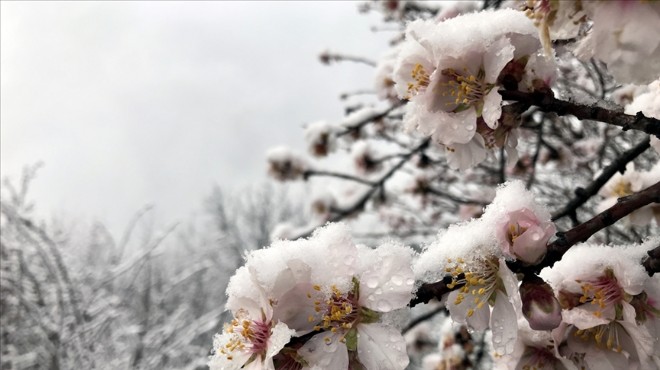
[219,314,271,361]
[612,180,632,197]
[577,268,624,318]
[440,67,491,110]
[406,63,431,98]
[307,284,360,343]
[446,256,500,318]
[507,223,529,244]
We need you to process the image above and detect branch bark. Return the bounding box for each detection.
[499,90,660,138]
[552,137,651,221]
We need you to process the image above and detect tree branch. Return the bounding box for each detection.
[499,90,660,138]
[552,137,651,221]
[303,169,376,186]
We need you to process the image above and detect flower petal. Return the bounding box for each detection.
[482,89,502,129]
[490,290,518,356]
[357,324,410,370]
[359,244,415,312]
[299,332,348,370]
[266,321,295,360]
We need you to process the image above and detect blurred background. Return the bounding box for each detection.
[1,2,391,368]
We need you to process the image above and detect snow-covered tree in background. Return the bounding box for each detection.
[214,1,660,369]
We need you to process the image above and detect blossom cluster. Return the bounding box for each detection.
[414,181,660,369]
[210,181,659,369]
[208,224,415,370]
[391,9,556,169]
[415,181,557,356]
[249,2,660,369]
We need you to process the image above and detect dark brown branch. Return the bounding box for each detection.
[329,138,430,219]
[411,275,461,307]
[499,90,660,138]
[425,187,488,206]
[303,169,376,186]
[337,103,404,137]
[291,139,430,240]
[552,137,651,221]
[643,246,660,276]
[319,51,376,67]
[402,305,447,334]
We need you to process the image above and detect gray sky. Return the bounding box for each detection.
[1,1,391,236]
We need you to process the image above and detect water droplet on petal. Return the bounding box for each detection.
[391,275,403,286]
[466,124,474,130]
[366,277,379,289]
[377,300,392,311]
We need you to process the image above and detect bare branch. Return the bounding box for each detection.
[500,90,660,138]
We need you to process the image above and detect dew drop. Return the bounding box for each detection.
[406,278,415,285]
[377,300,392,311]
[466,124,474,131]
[391,275,403,286]
[452,123,458,130]
[375,288,383,295]
[366,277,379,289]
[532,233,541,241]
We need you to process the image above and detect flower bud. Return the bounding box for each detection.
[520,275,562,331]
[497,208,555,265]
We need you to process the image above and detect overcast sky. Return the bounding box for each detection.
[1,1,391,236]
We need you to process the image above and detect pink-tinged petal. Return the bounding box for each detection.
[499,260,521,301]
[467,301,491,331]
[520,276,562,331]
[620,302,655,361]
[448,288,490,331]
[266,322,295,360]
[497,208,555,265]
[298,332,348,370]
[431,108,478,145]
[357,324,409,370]
[583,350,628,370]
[209,334,252,370]
[359,245,414,312]
[244,358,271,370]
[272,283,318,334]
[511,224,552,265]
[491,290,518,356]
[484,37,515,83]
[482,89,502,129]
[629,205,655,226]
[445,134,487,170]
